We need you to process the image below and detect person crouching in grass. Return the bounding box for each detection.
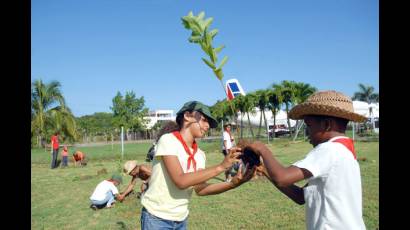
[89,174,123,210]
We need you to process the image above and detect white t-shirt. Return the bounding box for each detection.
[292,136,366,230]
[222,131,234,150]
[141,133,206,221]
[89,180,119,201]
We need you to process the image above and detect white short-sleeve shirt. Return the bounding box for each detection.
[89,180,119,201]
[222,131,234,150]
[141,133,206,221]
[292,136,366,230]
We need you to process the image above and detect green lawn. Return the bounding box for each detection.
[31,138,379,229]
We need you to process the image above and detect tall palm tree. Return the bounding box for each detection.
[31,79,77,147]
[293,82,317,105]
[268,88,283,138]
[292,82,317,139]
[352,84,379,103]
[243,93,257,139]
[352,83,379,129]
[254,89,270,139]
[273,81,297,134]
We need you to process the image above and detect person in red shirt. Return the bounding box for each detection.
[72,150,86,166]
[50,131,60,169]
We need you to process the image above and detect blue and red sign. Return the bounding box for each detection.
[225,78,246,100]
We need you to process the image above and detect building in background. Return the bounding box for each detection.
[144,110,175,129]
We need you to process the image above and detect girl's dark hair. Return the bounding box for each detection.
[156,120,180,142]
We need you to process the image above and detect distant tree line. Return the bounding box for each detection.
[31,78,378,148]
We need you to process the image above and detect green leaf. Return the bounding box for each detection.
[197,11,205,20]
[200,43,209,53]
[181,17,190,29]
[203,17,213,30]
[208,29,218,39]
[202,58,216,69]
[188,11,193,17]
[218,56,228,69]
[214,68,224,80]
[189,35,202,43]
[214,45,225,54]
[207,43,216,63]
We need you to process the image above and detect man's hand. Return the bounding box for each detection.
[242,141,270,157]
[230,163,256,188]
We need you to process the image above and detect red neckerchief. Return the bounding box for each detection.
[331,137,356,159]
[172,131,198,172]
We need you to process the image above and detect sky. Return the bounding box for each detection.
[31,0,379,117]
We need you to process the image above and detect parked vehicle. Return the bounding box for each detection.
[269,124,290,138]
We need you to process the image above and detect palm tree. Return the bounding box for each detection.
[293,82,317,105]
[352,84,379,103]
[31,79,77,147]
[273,81,296,134]
[268,88,283,138]
[243,93,257,139]
[254,89,270,139]
[292,82,317,140]
[352,83,379,130]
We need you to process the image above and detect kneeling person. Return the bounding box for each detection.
[90,174,122,210]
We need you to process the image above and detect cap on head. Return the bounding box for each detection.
[123,160,138,175]
[111,174,123,184]
[288,90,367,122]
[177,101,218,128]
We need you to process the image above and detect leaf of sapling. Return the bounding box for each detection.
[209,29,218,39]
[214,45,225,54]
[202,58,216,69]
[189,35,202,43]
[218,56,228,69]
[214,68,224,80]
[203,18,213,30]
[197,11,205,20]
[207,44,216,63]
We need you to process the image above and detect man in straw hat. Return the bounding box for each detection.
[117,160,152,202]
[244,90,366,230]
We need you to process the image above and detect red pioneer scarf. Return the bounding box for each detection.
[331,137,356,159]
[172,131,198,172]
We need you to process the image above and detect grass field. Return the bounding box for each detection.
[31,138,379,229]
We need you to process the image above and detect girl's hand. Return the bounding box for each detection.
[221,147,242,169]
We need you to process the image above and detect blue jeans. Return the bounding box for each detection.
[141,207,187,230]
[62,156,68,167]
[51,148,58,169]
[90,192,116,208]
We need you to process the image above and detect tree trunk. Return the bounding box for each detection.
[285,103,292,134]
[262,110,268,144]
[247,112,255,140]
[240,114,244,139]
[272,108,277,140]
[257,109,263,138]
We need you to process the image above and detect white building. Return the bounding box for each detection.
[144,110,176,129]
[237,108,297,128]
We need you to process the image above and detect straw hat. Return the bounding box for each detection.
[123,160,138,175]
[288,90,367,122]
